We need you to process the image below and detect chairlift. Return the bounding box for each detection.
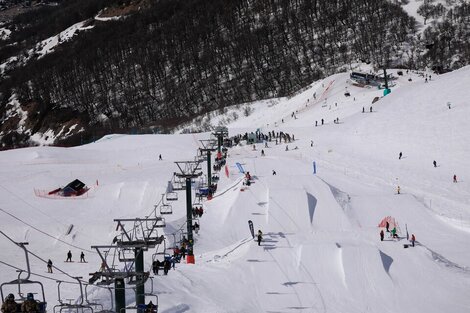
[127,272,149,286]
[84,284,106,312]
[165,192,178,201]
[0,236,47,313]
[118,249,135,262]
[154,217,165,228]
[54,279,94,313]
[159,204,173,215]
[0,270,47,313]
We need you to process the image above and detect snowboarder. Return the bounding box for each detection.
[22,293,39,313]
[433,160,437,167]
[1,294,17,313]
[380,230,384,241]
[66,250,72,262]
[397,185,401,194]
[272,170,276,175]
[411,234,416,247]
[80,252,86,263]
[257,230,263,246]
[47,259,53,273]
[453,174,457,183]
[399,152,402,160]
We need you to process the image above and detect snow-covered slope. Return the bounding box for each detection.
[0,67,469,313]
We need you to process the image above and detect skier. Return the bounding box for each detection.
[22,293,39,313]
[261,149,265,156]
[47,259,53,273]
[158,154,162,160]
[272,170,276,175]
[315,121,318,127]
[1,294,17,313]
[385,221,390,232]
[66,250,72,262]
[411,234,416,247]
[397,185,401,194]
[399,152,402,160]
[257,230,263,246]
[433,160,437,167]
[380,229,384,241]
[453,174,457,183]
[310,140,313,147]
[370,106,372,112]
[285,145,289,151]
[321,118,324,125]
[80,252,86,263]
[362,107,365,113]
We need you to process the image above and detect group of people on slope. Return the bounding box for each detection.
[380,222,416,247]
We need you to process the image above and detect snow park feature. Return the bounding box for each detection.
[1,66,470,312]
[34,179,90,198]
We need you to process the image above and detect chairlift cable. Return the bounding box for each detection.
[0,259,77,285]
[0,207,95,253]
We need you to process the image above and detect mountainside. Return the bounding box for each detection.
[0,66,469,312]
[0,0,469,149]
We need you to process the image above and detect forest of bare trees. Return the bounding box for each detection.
[0,0,468,148]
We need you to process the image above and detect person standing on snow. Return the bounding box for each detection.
[47,259,53,273]
[385,221,390,232]
[66,250,72,262]
[411,234,416,247]
[453,174,457,183]
[433,160,437,167]
[380,230,384,241]
[397,185,401,194]
[399,152,402,160]
[80,252,86,263]
[257,230,263,246]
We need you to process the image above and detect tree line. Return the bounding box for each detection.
[0,0,467,148]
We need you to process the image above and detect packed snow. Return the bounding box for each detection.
[1,66,469,313]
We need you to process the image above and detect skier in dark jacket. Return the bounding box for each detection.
[66,250,72,262]
[257,230,263,246]
[380,230,384,241]
[47,259,53,273]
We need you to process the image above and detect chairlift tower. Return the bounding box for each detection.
[213,127,229,155]
[90,218,165,313]
[199,139,217,187]
[174,160,203,263]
